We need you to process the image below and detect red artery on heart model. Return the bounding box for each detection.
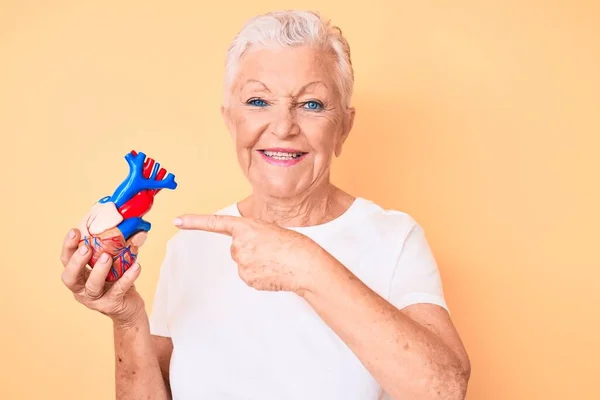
[77,150,177,281]
[117,151,169,219]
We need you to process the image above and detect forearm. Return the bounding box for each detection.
[301,258,467,399]
[114,311,170,400]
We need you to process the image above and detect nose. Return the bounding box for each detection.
[270,107,300,139]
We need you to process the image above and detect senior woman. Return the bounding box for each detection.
[60,9,470,400]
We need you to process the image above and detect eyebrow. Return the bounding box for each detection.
[241,79,271,92]
[240,80,329,94]
[299,81,328,92]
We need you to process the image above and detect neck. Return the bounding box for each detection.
[239,183,354,228]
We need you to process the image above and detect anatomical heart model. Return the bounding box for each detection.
[77,150,178,281]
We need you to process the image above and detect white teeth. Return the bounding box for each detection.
[263,150,303,159]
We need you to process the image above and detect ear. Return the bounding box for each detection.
[221,104,234,138]
[334,107,356,157]
[220,104,227,126]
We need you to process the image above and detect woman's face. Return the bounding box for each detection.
[221,44,355,199]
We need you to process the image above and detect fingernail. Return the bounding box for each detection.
[99,253,109,263]
[68,230,75,239]
[131,263,140,271]
[172,218,182,226]
[79,246,88,255]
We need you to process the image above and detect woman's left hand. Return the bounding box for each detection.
[173,214,333,294]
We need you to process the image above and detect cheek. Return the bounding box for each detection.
[301,115,339,154]
[234,112,268,149]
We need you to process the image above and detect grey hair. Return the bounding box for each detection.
[223,10,354,108]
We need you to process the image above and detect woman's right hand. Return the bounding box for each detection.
[60,228,146,328]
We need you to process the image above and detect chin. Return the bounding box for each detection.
[254,179,306,199]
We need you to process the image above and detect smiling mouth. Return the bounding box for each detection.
[258,150,307,160]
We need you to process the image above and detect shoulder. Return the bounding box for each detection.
[351,197,423,248]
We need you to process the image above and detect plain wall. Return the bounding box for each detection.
[1,1,599,399]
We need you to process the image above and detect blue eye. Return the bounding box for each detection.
[248,98,268,107]
[303,101,323,110]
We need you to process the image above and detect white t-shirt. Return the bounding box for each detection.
[149,197,448,400]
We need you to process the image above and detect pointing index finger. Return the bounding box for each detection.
[173,214,242,235]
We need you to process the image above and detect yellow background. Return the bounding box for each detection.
[1,1,599,399]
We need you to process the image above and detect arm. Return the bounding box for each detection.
[113,310,172,400]
[153,335,174,396]
[59,228,174,400]
[301,259,470,400]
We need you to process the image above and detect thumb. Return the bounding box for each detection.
[109,263,141,297]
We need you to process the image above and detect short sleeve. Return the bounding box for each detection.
[148,240,174,337]
[388,222,449,313]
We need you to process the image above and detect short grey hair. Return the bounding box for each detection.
[223,10,354,108]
